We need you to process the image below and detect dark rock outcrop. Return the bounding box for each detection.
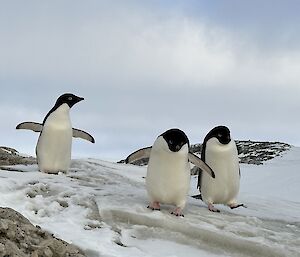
[122,141,291,167]
[0,147,36,166]
[190,141,291,175]
[235,141,291,165]
[0,207,85,257]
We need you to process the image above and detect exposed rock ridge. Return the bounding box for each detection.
[0,147,36,166]
[0,207,86,257]
[122,141,291,166]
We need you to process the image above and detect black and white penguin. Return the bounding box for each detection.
[126,128,215,216]
[16,93,95,174]
[198,126,245,212]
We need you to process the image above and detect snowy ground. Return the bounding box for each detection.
[0,148,299,257]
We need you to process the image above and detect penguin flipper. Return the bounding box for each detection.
[188,152,215,179]
[197,169,202,190]
[16,122,43,132]
[125,147,152,164]
[72,128,95,143]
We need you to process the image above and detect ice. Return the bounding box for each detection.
[0,148,299,256]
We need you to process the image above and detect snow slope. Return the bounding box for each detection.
[0,148,299,257]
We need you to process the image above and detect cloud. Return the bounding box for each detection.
[1,1,299,91]
[0,2,300,90]
[1,1,300,159]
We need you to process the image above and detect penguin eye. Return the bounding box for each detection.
[169,139,173,145]
[217,133,222,138]
[68,97,73,101]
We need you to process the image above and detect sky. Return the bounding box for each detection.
[1,0,300,161]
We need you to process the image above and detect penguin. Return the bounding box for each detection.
[126,128,215,217]
[197,126,245,212]
[16,93,95,174]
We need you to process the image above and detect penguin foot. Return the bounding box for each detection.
[42,171,59,175]
[191,194,202,200]
[208,203,220,213]
[147,202,160,211]
[229,203,247,209]
[147,206,160,211]
[171,208,184,217]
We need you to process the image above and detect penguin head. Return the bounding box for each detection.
[205,126,231,145]
[160,128,190,153]
[55,93,84,108]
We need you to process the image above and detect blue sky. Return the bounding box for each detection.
[1,1,300,160]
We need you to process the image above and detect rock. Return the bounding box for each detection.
[0,207,86,257]
[0,147,36,166]
[235,141,291,165]
[121,141,291,168]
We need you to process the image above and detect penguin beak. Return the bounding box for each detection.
[76,96,84,103]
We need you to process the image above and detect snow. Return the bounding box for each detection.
[0,148,300,257]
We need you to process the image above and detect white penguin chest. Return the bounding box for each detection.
[206,145,239,181]
[37,104,72,172]
[42,104,72,138]
[146,145,190,205]
[201,140,240,204]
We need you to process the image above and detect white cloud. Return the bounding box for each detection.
[1,1,300,159]
[1,7,299,91]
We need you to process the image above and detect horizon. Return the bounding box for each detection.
[2,135,296,163]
